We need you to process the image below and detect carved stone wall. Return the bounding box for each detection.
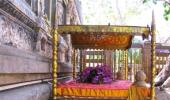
[56,0,81,73]
[0,13,52,57]
[0,0,82,99]
[0,14,34,51]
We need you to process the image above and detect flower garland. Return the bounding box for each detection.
[76,64,113,84]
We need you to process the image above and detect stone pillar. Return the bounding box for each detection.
[38,0,45,17]
[57,35,68,63]
[56,0,65,25]
[64,0,80,73]
[63,34,72,65]
[31,0,38,15]
[35,28,47,54]
[82,50,86,70]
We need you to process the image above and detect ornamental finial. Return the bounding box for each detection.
[151,10,156,33]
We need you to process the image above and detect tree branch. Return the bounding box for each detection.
[165,0,170,5]
[157,0,170,5]
[115,0,124,24]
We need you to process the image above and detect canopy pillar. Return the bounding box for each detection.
[73,49,77,79]
[80,50,83,72]
[52,28,58,100]
[125,50,128,80]
[114,50,117,79]
[134,51,137,81]
[151,11,156,100]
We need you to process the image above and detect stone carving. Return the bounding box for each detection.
[40,37,46,51]
[0,0,81,99]
[36,0,50,32]
[66,0,78,25]
[155,55,170,89]
[0,13,51,58]
[58,34,68,63]
[56,0,79,68]
[63,34,72,64]
[57,0,65,25]
[35,29,47,52]
[43,14,51,32]
[63,0,80,65]
[0,14,33,51]
[57,34,73,69]
[36,0,50,33]
[0,0,37,29]
[39,0,45,17]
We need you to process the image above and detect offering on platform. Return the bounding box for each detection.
[76,64,113,84]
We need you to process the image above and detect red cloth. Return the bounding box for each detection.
[58,80,132,90]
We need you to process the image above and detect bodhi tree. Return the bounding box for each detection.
[143,0,170,20]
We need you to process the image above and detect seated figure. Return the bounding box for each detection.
[134,70,148,87]
[128,71,150,100]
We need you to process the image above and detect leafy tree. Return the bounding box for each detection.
[143,0,170,20]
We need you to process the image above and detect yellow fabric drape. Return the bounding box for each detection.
[57,87,128,97]
[128,85,150,100]
[57,84,150,99]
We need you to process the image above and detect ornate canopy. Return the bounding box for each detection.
[58,25,150,49]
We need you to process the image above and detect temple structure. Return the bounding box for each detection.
[0,0,82,99]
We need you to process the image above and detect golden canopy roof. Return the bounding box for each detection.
[58,25,150,49]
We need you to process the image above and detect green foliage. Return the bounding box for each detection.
[143,0,170,20]
[143,0,150,3]
[143,0,156,4]
[163,2,170,20]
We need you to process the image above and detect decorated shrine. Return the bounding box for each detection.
[51,12,156,100]
[2,0,170,100]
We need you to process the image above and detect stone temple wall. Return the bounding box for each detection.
[0,0,82,99]
[0,14,34,51]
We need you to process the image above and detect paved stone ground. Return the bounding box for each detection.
[156,87,170,100]
[0,83,50,100]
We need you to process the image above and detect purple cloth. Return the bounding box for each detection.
[77,64,113,84]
